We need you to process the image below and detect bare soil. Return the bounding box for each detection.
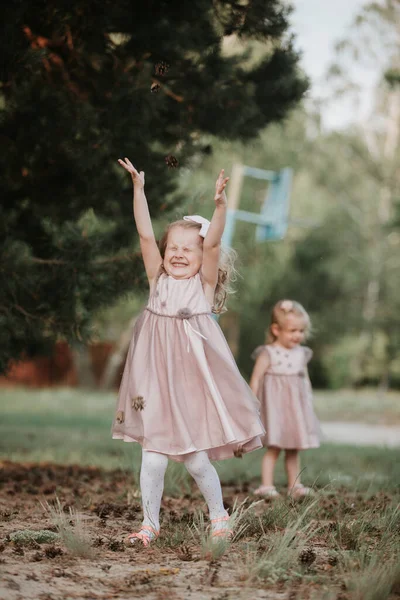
[0,461,398,600]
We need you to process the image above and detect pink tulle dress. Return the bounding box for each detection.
[112,272,264,461]
[251,344,320,450]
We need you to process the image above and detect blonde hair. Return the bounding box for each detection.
[266,299,311,343]
[158,219,237,314]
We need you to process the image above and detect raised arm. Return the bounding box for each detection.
[118,158,162,285]
[249,352,270,395]
[201,169,229,290]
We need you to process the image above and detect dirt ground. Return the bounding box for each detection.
[0,461,398,600]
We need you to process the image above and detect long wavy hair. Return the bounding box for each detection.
[158,219,237,314]
[266,299,311,343]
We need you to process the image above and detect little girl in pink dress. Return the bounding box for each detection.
[113,158,264,545]
[250,300,320,499]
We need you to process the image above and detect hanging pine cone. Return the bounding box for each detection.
[150,82,161,93]
[155,61,169,76]
[164,155,179,168]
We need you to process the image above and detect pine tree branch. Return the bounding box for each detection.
[28,252,141,266]
[28,258,66,265]
[14,304,41,320]
[94,253,141,264]
[151,78,184,103]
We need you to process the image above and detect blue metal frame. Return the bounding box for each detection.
[222,166,293,247]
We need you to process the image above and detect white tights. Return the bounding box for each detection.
[140,450,228,532]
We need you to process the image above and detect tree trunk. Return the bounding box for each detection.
[70,344,96,389]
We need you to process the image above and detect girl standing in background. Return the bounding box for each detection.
[250,300,320,499]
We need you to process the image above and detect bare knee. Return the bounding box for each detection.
[266,446,281,459]
[285,449,298,460]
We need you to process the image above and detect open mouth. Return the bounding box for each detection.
[171,262,187,267]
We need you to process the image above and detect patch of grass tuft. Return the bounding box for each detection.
[41,497,95,559]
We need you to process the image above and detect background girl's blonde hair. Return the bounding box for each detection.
[158,219,237,314]
[266,299,311,343]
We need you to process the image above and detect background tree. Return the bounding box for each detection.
[0,0,308,373]
[324,0,400,387]
[175,98,400,389]
[171,1,400,390]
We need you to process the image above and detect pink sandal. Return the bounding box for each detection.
[211,516,233,541]
[253,485,281,498]
[288,484,314,499]
[126,525,159,547]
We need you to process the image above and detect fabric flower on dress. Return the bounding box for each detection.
[233,446,244,459]
[132,396,145,411]
[116,411,125,424]
[176,307,192,319]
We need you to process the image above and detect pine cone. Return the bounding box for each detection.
[165,155,179,168]
[299,547,316,565]
[151,82,161,93]
[155,61,169,76]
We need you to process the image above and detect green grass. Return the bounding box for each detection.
[2,387,399,600]
[231,497,400,596]
[1,387,399,494]
[313,388,400,425]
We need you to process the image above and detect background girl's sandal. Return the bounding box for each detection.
[253,485,281,498]
[288,484,314,499]
[211,516,233,541]
[125,525,159,547]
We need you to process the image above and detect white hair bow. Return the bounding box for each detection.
[183,215,210,238]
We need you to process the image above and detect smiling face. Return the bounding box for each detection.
[271,314,306,349]
[163,225,203,279]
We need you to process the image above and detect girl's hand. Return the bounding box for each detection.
[214,169,229,207]
[118,158,145,188]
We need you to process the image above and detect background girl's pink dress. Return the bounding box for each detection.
[113,273,264,461]
[251,344,320,450]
